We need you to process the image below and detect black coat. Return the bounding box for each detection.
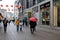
[29,21,37,28]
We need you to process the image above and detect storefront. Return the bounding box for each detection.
[40,0,60,27]
[24,0,60,28]
[24,0,53,27]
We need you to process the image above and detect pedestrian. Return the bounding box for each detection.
[0,13,3,23]
[15,19,20,32]
[19,19,23,31]
[29,17,37,34]
[23,17,28,27]
[3,18,8,32]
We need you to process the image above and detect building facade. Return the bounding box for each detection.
[14,0,60,30]
[14,0,19,19]
[14,0,45,19]
[23,0,60,30]
[23,0,46,24]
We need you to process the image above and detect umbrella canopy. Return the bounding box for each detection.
[29,17,37,22]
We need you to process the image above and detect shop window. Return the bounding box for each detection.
[32,6,38,17]
[41,9,50,25]
[32,6,38,13]
[40,2,50,25]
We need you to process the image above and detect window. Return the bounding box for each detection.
[32,6,38,13]
[33,0,35,5]
[26,0,29,8]
[37,0,45,3]
[40,2,50,25]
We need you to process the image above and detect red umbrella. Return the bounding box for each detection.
[29,17,37,22]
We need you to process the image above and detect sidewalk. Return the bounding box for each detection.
[36,25,60,35]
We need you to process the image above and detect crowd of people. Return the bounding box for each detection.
[0,14,37,34]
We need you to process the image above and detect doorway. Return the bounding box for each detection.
[54,2,60,27]
[57,6,60,26]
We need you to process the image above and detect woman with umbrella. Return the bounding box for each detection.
[29,17,37,34]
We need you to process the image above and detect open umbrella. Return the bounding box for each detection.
[29,17,37,22]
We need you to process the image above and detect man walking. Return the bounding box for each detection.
[3,18,8,32]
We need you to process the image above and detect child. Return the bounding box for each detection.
[19,19,23,31]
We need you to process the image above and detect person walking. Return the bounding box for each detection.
[29,17,37,34]
[3,18,8,32]
[23,17,28,27]
[19,19,23,31]
[15,19,20,32]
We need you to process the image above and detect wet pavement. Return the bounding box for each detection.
[0,22,60,40]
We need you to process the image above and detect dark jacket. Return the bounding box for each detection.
[29,21,37,28]
[23,17,27,22]
[3,20,8,26]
